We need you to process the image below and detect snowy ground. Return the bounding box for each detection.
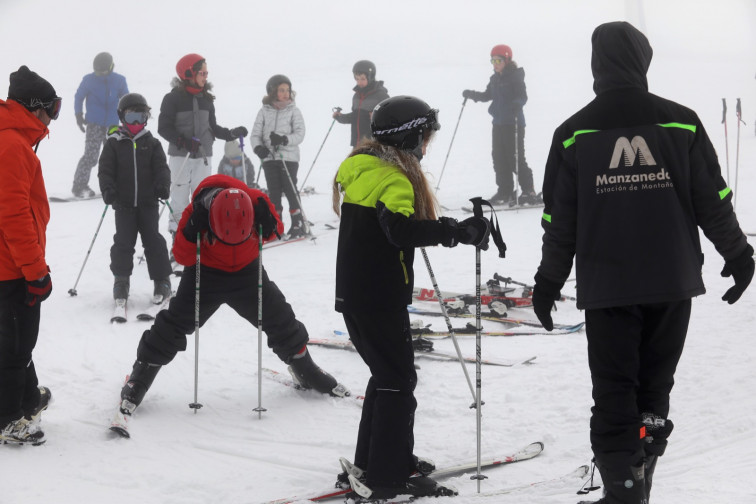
[2,0,755,502]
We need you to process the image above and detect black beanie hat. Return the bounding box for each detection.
[7,65,58,110]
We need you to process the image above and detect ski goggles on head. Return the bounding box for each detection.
[45,97,62,120]
[123,110,149,125]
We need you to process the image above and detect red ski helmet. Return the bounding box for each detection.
[176,53,206,81]
[209,188,254,245]
[490,44,512,61]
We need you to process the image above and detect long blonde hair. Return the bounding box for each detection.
[332,135,438,221]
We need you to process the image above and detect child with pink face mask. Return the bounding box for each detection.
[98,93,173,306]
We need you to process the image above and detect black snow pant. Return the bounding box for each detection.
[110,204,172,280]
[491,123,534,196]
[343,308,417,488]
[0,278,43,426]
[135,261,308,366]
[262,160,300,217]
[73,123,107,192]
[585,300,690,469]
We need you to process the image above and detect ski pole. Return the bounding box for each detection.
[468,197,488,492]
[68,204,109,296]
[722,98,730,185]
[298,109,339,193]
[420,248,476,403]
[435,98,467,193]
[734,98,745,211]
[513,115,520,205]
[254,223,267,419]
[239,136,248,187]
[188,232,203,413]
[278,150,312,236]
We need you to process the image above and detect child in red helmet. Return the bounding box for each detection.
[158,54,249,247]
[112,174,345,434]
[463,45,540,206]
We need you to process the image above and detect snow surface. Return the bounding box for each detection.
[2,0,756,502]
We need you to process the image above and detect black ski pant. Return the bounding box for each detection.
[585,300,690,469]
[73,123,107,192]
[343,308,417,488]
[262,160,300,217]
[135,261,308,366]
[491,123,534,196]
[110,204,172,280]
[0,278,43,426]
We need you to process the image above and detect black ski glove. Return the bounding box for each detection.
[26,273,52,307]
[102,188,116,205]
[182,201,210,242]
[253,197,279,238]
[177,136,201,154]
[76,113,86,133]
[721,243,755,304]
[269,132,289,147]
[230,126,248,139]
[462,90,476,101]
[440,216,490,249]
[532,272,563,331]
[155,185,170,200]
[253,145,271,160]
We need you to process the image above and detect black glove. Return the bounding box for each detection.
[182,201,210,242]
[102,189,116,205]
[230,126,248,139]
[269,132,288,147]
[26,273,52,306]
[439,216,489,249]
[462,90,476,101]
[253,197,279,238]
[155,185,170,200]
[177,136,201,155]
[253,145,271,160]
[721,243,755,304]
[76,113,86,133]
[532,272,563,331]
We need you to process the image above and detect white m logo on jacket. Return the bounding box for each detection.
[609,136,657,169]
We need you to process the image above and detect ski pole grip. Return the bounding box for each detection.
[722,98,727,123]
[469,196,484,218]
[239,136,245,150]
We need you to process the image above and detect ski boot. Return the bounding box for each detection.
[120,359,162,415]
[113,275,130,301]
[642,413,673,501]
[152,277,172,304]
[488,189,510,206]
[347,474,456,503]
[24,386,52,425]
[287,346,348,397]
[0,416,45,445]
[72,185,96,199]
[577,459,646,504]
[287,209,307,239]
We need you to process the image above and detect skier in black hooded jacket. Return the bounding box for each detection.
[531,22,754,504]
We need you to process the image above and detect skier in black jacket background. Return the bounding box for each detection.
[531,22,754,504]
[333,60,389,147]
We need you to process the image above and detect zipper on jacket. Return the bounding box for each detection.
[399,250,409,284]
[132,140,138,207]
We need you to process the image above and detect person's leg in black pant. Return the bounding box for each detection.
[491,125,515,201]
[137,205,172,281]
[110,207,139,277]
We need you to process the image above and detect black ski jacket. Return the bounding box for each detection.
[334,142,448,313]
[538,21,747,310]
[335,81,389,146]
[98,127,170,208]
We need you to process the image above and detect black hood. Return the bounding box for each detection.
[591,21,653,95]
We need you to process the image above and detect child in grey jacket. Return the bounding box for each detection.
[250,74,306,238]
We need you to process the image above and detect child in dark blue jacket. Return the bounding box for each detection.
[463,45,539,205]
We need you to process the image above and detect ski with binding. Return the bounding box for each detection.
[262,441,544,504]
[407,306,579,330]
[261,368,362,405]
[404,321,585,338]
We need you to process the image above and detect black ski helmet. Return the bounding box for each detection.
[117,93,150,121]
[352,60,376,83]
[266,74,292,97]
[371,96,440,158]
[93,52,114,75]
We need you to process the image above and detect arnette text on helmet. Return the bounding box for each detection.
[374,117,428,136]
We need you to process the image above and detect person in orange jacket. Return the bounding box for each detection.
[0,66,61,445]
[114,174,345,427]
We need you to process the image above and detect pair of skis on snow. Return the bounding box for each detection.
[262,441,590,504]
[111,296,171,324]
